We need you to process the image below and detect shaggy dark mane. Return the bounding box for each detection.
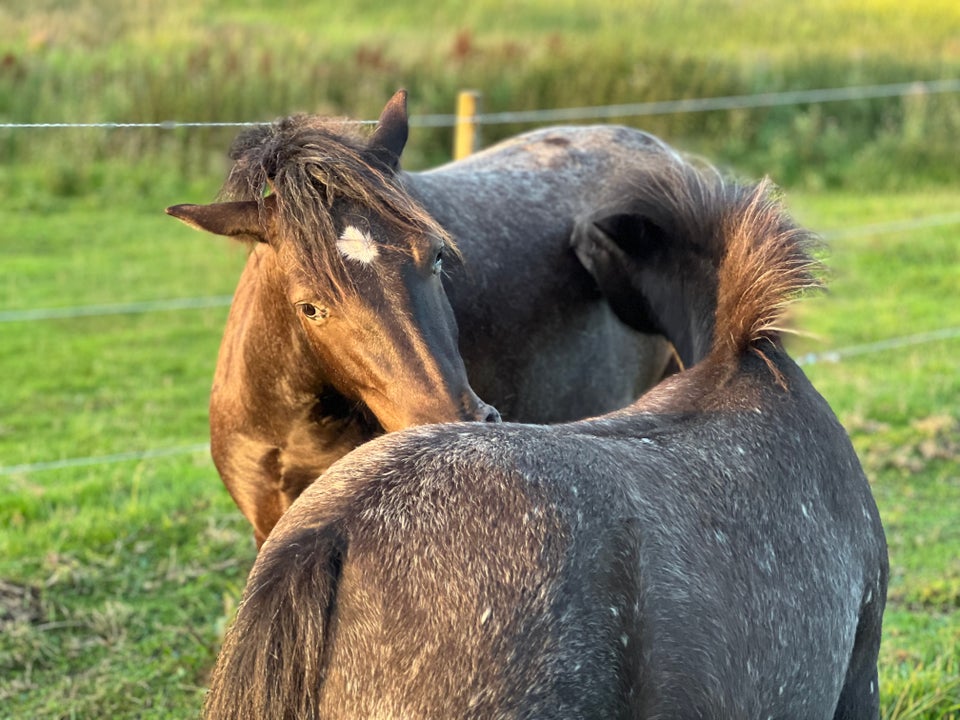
[220,114,454,299]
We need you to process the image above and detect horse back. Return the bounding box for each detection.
[605,354,887,717]
[210,423,640,719]
[212,352,885,718]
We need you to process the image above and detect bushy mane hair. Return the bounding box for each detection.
[618,159,822,377]
[219,115,455,298]
[714,177,821,369]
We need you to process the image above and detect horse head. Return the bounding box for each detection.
[167,91,500,432]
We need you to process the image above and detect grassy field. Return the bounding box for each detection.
[2,0,959,717]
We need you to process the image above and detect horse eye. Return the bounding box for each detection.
[432,248,444,275]
[298,303,329,321]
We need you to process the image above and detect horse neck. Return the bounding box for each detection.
[647,261,719,370]
[217,246,328,404]
[669,301,715,371]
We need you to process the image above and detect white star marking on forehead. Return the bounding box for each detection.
[337,225,379,264]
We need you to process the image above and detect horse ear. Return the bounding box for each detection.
[165,196,277,244]
[368,89,409,171]
[571,211,666,275]
[593,213,667,258]
[570,212,666,335]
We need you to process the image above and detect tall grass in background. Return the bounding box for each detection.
[2,0,960,209]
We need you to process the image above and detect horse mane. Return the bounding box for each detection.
[712,177,822,370]
[220,114,454,299]
[621,160,822,376]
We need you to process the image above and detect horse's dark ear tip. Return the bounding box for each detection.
[386,89,409,117]
[165,204,193,218]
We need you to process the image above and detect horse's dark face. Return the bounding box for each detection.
[281,197,500,430]
[168,193,499,432]
[167,91,500,431]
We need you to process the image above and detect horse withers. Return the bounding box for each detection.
[202,164,888,719]
[167,90,676,546]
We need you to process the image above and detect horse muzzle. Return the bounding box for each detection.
[472,400,502,424]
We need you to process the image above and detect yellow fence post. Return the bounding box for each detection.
[454,90,482,160]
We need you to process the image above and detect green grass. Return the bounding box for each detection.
[1,461,252,717]
[0,203,253,718]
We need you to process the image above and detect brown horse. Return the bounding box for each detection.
[168,91,677,546]
[202,164,888,719]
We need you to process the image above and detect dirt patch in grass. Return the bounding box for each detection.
[0,578,44,627]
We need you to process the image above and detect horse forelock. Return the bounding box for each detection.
[220,114,454,301]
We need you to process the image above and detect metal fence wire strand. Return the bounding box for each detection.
[1,78,958,130]
[4,318,960,477]
[4,211,959,324]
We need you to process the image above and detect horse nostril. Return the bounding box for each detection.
[481,404,502,423]
[462,394,501,423]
